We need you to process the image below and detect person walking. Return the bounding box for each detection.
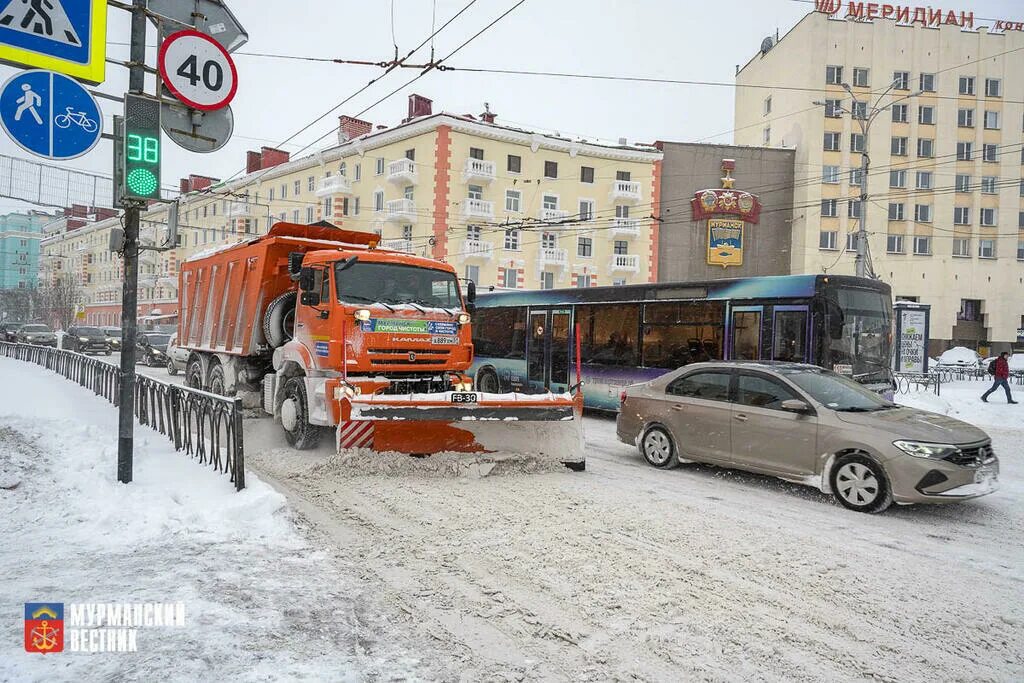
[982,352,1017,404]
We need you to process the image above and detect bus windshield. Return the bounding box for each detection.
[335,262,463,309]
[828,287,892,373]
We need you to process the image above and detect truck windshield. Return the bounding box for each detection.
[335,262,463,309]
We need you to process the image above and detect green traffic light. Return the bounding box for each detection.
[126,168,158,197]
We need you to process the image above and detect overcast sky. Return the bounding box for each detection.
[0,0,1022,214]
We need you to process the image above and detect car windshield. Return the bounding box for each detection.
[781,367,894,411]
[105,329,122,337]
[145,334,170,345]
[335,261,463,309]
[21,325,49,333]
[78,327,102,335]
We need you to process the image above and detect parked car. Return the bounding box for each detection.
[14,324,57,346]
[617,361,999,514]
[65,326,111,354]
[137,332,171,366]
[102,327,123,351]
[935,346,982,369]
[0,321,24,341]
[165,332,189,375]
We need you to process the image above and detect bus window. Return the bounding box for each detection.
[473,307,527,359]
[772,308,808,362]
[576,304,640,366]
[732,309,762,360]
[642,301,724,368]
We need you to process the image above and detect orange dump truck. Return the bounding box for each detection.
[177,222,584,466]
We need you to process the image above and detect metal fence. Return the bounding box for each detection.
[0,342,245,490]
[893,367,1024,396]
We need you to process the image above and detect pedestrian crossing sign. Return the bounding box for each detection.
[0,0,107,85]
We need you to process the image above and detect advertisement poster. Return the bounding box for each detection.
[898,308,927,372]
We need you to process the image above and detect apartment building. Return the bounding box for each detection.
[735,10,1024,353]
[0,210,57,290]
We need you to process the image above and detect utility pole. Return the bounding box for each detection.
[117,0,148,484]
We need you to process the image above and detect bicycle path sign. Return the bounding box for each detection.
[0,0,107,84]
[0,69,101,160]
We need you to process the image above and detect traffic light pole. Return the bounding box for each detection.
[117,0,148,484]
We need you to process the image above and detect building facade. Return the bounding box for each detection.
[735,10,1024,353]
[656,142,795,281]
[0,210,55,290]
[41,96,662,327]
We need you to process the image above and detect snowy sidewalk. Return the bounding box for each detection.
[0,357,439,681]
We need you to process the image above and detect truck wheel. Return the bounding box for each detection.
[281,377,322,450]
[208,364,226,395]
[186,358,204,390]
[263,292,296,348]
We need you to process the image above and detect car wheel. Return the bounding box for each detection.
[186,358,204,390]
[167,359,178,376]
[208,364,226,395]
[830,454,893,514]
[105,349,112,356]
[640,425,679,469]
[280,377,323,450]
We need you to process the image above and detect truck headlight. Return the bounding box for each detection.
[458,312,471,325]
[892,440,958,459]
[353,308,371,322]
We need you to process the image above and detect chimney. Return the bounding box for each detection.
[94,207,119,221]
[188,174,218,191]
[407,93,432,120]
[179,178,191,194]
[480,102,496,124]
[338,115,373,142]
[70,203,88,218]
[246,150,262,173]
[260,146,290,170]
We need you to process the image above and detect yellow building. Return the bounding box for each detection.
[41,95,662,326]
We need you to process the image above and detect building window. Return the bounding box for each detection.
[954,207,971,225]
[917,138,934,158]
[886,235,905,254]
[823,132,840,151]
[579,199,594,222]
[914,204,932,223]
[981,176,998,194]
[575,274,592,289]
[957,108,974,128]
[323,197,332,217]
[983,144,998,162]
[505,189,521,212]
[541,232,557,249]
[468,147,483,160]
[984,110,1000,130]
[819,230,838,250]
[919,73,935,92]
[851,101,867,120]
[821,199,838,217]
[1020,210,1024,228]
[953,238,971,257]
[915,171,932,189]
[978,240,996,259]
[762,127,771,145]
[980,208,997,226]
[577,236,593,257]
[955,174,971,192]
[503,229,520,251]
[291,210,299,223]
[307,176,315,192]
[353,197,360,214]
[956,142,973,161]
[339,162,347,177]
[825,65,842,84]
[544,161,558,179]
[889,169,906,188]
[888,203,905,221]
[824,99,842,117]
[467,184,482,200]
[959,76,975,96]
[845,233,857,252]
[375,157,385,175]
[294,180,301,196]
[467,224,482,241]
[402,225,413,241]
[850,133,865,153]
[848,199,862,219]
[891,137,907,156]
[891,104,908,123]
[577,165,595,183]
[354,163,361,181]
[306,206,314,223]
[502,268,518,289]
[763,96,772,114]
[849,168,863,186]
[465,264,480,284]
[893,70,909,90]
[613,240,628,255]
[985,78,1002,98]
[507,155,521,173]
[542,194,558,211]
[280,183,287,199]
[851,67,869,87]
[540,272,555,289]
[913,236,931,255]
[373,190,384,212]
[918,106,935,125]
[823,165,840,184]
[1017,240,1024,260]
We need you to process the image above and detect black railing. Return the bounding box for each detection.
[893,372,942,396]
[0,341,245,490]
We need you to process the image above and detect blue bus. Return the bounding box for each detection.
[469,274,893,410]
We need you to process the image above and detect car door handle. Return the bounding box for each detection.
[734,413,748,422]
[670,404,685,411]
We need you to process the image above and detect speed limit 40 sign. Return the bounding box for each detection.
[158,29,238,111]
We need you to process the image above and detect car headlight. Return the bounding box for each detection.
[892,440,958,459]
[79,336,88,342]
[353,308,371,322]
[458,312,471,325]
[153,349,163,355]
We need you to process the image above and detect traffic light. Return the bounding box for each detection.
[122,94,162,201]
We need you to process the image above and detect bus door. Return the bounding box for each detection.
[771,305,810,362]
[527,308,572,392]
[729,305,763,360]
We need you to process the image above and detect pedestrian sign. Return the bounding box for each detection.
[0,69,101,160]
[0,0,107,85]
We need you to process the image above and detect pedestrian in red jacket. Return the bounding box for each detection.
[982,352,1017,404]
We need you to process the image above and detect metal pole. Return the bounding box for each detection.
[856,125,869,279]
[117,0,147,484]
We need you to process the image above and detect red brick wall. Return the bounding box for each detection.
[431,126,452,260]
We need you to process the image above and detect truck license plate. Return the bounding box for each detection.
[451,392,478,404]
[432,335,458,345]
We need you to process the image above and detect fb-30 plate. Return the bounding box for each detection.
[450,392,478,404]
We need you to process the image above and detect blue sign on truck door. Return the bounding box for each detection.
[0,69,101,160]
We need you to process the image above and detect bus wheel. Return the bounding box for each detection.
[476,369,499,394]
[641,426,679,469]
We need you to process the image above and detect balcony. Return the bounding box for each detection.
[610,217,641,237]
[384,198,417,221]
[463,158,496,183]
[380,238,414,253]
[610,254,641,272]
[539,247,568,269]
[387,158,418,184]
[611,180,642,202]
[461,240,493,259]
[463,198,495,219]
[315,175,352,197]
[540,208,569,224]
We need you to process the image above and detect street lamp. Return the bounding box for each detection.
[814,80,922,278]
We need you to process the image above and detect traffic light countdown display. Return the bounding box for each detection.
[123,93,161,200]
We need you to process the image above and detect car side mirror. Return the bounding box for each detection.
[781,399,810,413]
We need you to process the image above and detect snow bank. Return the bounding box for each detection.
[936,346,981,367]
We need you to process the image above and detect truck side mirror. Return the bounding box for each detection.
[300,291,321,307]
[466,280,476,303]
[298,267,315,291]
[288,252,305,279]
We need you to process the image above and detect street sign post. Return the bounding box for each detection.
[148,0,247,52]
[0,69,101,160]
[0,0,107,84]
[161,98,233,153]
[158,29,237,111]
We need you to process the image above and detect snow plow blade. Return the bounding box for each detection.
[335,391,585,469]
